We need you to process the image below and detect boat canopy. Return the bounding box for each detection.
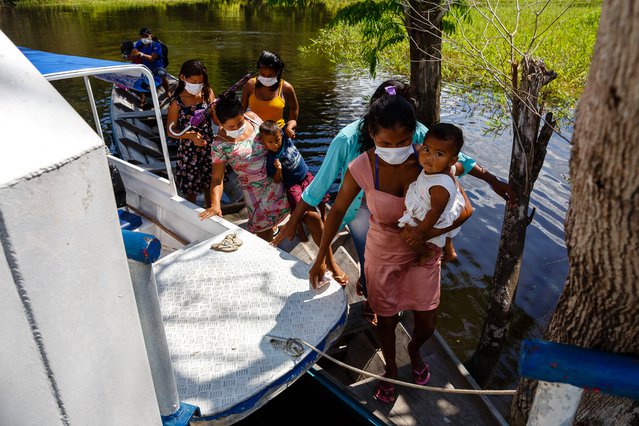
[18,46,175,193]
[18,47,153,89]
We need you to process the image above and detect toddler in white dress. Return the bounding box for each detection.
[399,123,466,263]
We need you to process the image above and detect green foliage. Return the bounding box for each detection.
[12,0,209,6]
[300,22,410,77]
[330,0,404,75]
[302,1,601,112]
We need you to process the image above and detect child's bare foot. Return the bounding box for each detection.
[443,238,458,263]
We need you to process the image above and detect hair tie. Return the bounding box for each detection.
[385,86,396,96]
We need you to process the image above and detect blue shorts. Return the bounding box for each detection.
[151,67,168,78]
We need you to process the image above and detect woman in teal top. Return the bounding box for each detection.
[273,80,515,298]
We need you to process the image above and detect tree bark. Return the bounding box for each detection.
[512,1,639,424]
[405,0,442,126]
[466,56,556,386]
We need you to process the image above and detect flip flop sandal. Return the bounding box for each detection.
[227,233,243,247]
[412,362,431,386]
[332,272,348,287]
[373,381,395,404]
[210,233,242,252]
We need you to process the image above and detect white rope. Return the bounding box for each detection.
[296,338,516,396]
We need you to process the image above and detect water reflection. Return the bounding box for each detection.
[2,2,570,391]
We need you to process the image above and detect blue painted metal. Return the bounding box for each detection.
[18,46,124,75]
[118,209,142,231]
[519,338,639,400]
[161,402,200,426]
[121,229,161,264]
[307,367,384,426]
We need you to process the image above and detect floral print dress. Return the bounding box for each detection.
[211,116,290,233]
[174,97,214,196]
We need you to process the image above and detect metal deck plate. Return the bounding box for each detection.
[153,231,348,418]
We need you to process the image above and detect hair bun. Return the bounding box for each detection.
[218,89,238,101]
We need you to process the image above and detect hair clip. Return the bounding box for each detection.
[385,86,396,96]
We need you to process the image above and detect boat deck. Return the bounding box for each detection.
[152,230,348,422]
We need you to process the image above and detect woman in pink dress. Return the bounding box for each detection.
[309,87,472,403]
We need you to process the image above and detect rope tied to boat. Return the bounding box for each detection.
[266,335,305,358]
[277,337,516,396]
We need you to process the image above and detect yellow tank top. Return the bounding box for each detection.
[248,78,286,128]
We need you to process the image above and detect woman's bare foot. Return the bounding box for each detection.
[407,340,426,372]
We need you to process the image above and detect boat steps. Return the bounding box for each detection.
[317,319,508,426]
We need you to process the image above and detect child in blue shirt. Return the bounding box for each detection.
[260,120,348,285]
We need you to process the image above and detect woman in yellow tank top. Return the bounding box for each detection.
[241,51,299,139]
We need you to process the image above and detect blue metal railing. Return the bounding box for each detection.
[519,338,639,400]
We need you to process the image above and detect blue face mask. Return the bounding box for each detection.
[141,37,152,45]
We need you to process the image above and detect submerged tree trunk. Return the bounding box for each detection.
[405,0,443,126]
[466,56,556,386]
[512,1,639,424]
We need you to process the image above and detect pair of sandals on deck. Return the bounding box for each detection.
[210,233,243,252]
[374,363,431,404]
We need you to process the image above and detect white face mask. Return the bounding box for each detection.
[141,37,152,45]
[184,81,203,95]
[375,145,414,165]
[224,122,247,139]
[257,75,278,87]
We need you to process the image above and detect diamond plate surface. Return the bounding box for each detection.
[153,231,347,417]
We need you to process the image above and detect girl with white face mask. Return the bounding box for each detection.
[199,92,290,242]
[240,51,299,140]
[166,59,216,206]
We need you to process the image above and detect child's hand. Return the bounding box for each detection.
[270,222,296,246]
[191,132,206,147]
[274,159,282,170]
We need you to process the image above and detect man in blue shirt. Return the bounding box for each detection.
[131,27,169,98]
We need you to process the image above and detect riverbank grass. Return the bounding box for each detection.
[301,1,600,111]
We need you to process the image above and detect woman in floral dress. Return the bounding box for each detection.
[199,92,290,241]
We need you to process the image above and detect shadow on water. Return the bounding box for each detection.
[2,1,571,415]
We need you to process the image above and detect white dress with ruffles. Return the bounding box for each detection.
[397,170,465,247]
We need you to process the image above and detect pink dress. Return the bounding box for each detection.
[349,153,442,316]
